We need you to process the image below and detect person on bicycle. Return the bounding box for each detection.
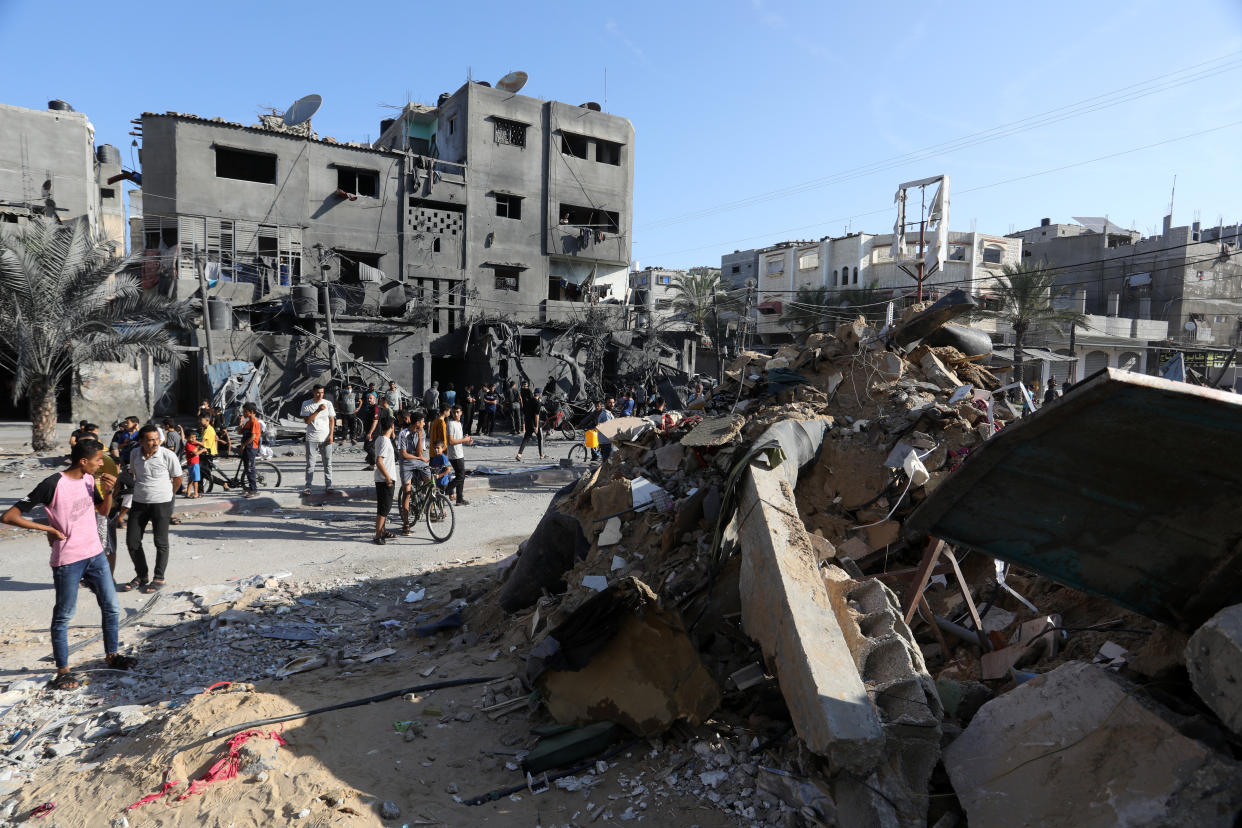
[238,403,261,499]
[429,440,453,493]
[397,411,430,536]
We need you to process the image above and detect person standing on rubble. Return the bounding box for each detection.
[121,425,183,594]
[2,438,137,690]
[515,387,546,461]
[596,398,616,462]
[300,385,336,496]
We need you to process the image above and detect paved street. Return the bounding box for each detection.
[0,421,579,663]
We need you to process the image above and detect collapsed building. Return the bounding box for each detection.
[472,295,1242,826]
[129,79,694,419]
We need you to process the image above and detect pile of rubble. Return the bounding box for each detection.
[475,293,1242,826]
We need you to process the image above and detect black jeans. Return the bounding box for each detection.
[127,500,172,582]
[242,446,258,491]
[517,420,544,457]
[449,457,466,502]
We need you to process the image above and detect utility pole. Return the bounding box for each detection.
[316,244,341,384]
[740,281,755,353]
[194,245,216,367]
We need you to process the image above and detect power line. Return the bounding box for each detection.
[636,50,1242,231]
[634,117,1242,261]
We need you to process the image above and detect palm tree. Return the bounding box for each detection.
[668,270,738,337]
[973,263,1085,393]
[0,218,190,452]
[782,286,834,333]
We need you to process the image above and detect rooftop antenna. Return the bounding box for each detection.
[1168,174,1177,218]
[496,71,529,94]
[283,93,322,129]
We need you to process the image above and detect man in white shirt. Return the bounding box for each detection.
[124,425,183,593]
[445,406,473,506]
[300,385,336,495]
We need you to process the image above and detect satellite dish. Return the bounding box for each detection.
[496,71,529,94]
[283,94,322,127]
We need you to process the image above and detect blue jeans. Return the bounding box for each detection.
[242,446,258,491]
[51,552,120,669]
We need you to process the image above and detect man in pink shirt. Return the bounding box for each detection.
[2,439,137,690]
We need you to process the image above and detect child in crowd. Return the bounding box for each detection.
[184,431,203,498]
[373,417,397,545]
[429,440,453,493]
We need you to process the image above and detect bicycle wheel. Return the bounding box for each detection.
[425,491,455,542]
[254,461,283,490]
[567,444,587,464]
[558,422,578,442]
[201,471,215,494]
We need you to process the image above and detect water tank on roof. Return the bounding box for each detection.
[206,299,232,330]
[292,285,320,317]
[96,144,122,166]
[380,118,395,134]
[47,100,74,112]
[437,93,451,106]
[579,102,602,111]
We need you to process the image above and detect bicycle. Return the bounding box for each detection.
[201,454,283,494]
[540,410,579,442]
[402,474,455,542]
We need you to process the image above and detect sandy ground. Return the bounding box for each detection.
[0,422,750,827]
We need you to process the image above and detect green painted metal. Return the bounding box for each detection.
[905,369,1242,632]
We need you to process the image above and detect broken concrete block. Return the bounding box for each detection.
[919,351,963,391]
[945,661,1242,828]
[738,464,885,772]
[876,351,905,381]
[535,578,719,736]
[598,517,623,546]
[863,520,900,552]
[821,569,943,827]
[807,533,837,562]
[1187,604,1242,735]
[654,442,685,473]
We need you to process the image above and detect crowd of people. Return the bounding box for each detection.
[4,374,711,689]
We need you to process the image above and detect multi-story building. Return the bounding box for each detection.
[629,267,680,329]
[373,82,634,328]
[1011,214,1242,348]
[134,79,636,408]
[731,230,1023,339]
[0,100,126,249]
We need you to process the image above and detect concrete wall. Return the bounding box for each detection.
[73,358,155,427]
[1021,219,1242,346]
[0,103,100,233]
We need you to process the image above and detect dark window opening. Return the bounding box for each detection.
[337,250,382,284]
[337,167,378,198]
[215,147,276,184]
[595,139,622,166]
[731,265,740,274]
[561,132,589,159]
[493,118,527,147]
[559,203,619,232]
[432,237,441,253]
[853,267,859,284]
[495,193,522,220]
[520,335,540,356]
[982,246,1003,264]
[493,266,520,291]
[448,116,456,135]
[145,227,178,248]
[0,213,18,224]
[347,335,388,364]
[409,137,430,155]
[100,188,116,199]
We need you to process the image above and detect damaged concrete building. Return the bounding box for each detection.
[134,79,652,416]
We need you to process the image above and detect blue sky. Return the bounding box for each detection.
[3,0,1241,268]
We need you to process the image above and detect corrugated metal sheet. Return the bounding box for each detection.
[905,369,1242,631]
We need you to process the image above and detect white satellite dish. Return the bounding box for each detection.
[283,94,323,127]
[497,71,529,94]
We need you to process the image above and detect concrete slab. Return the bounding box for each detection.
[737,463,884,772]
[906,369,1242,632]
[944,661,1242,828]
[1187,603,1242,735]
